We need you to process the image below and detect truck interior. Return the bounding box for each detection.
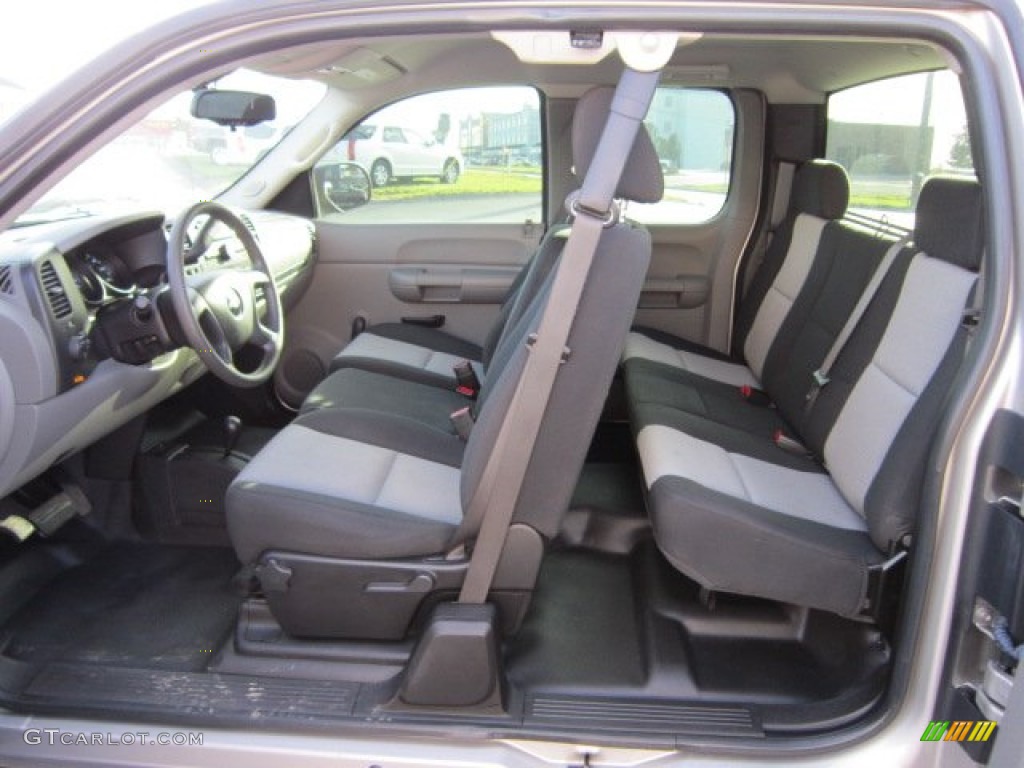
[0,7,1018,762]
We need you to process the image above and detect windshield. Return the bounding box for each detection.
[14,69,325,227]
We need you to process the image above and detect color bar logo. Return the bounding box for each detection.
[921,720,997,742]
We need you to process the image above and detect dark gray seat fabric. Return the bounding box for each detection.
[227,86,662,591]
[634,177,984,617]
[303,367,467,434]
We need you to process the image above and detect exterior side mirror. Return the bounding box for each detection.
[316,162,372,214]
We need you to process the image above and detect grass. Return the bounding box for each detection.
[847,193,912,211]
[373,168,542,201]
[673,181,729,194]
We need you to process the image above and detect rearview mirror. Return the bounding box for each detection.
[190,89,276,127]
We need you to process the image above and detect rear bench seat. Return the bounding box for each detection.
[628,176,984,617]
[623,159,893,439]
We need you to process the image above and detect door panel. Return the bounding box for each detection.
[285,85,545,407]
[276,221,539,406]
[629,89,764,354]
[639,274,710,310]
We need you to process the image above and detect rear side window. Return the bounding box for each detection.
[626,88,736,226]
[314,86,543,224]
[826,71,974,229]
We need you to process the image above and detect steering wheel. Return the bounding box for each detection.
[166,201,284,388]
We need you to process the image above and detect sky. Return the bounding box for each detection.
[0,1,213,117]
[0,2,969,168]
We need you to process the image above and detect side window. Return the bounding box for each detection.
[627,88,735,226]
[826,71,974,228]
[314,86,543,224]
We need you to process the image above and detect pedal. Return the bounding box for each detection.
[0,481,91,542]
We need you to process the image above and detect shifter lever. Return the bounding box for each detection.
[223,415,242,458]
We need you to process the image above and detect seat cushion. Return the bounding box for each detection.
[330,322,484,389]
[303,367,469,435]
[622,330,758,388]
[227,408,465,563]
[633,404,883,616]
[624,357,788,437]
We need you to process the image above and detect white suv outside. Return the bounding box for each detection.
[340,123,462,187]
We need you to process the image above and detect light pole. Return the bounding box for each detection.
[910,72,935,206]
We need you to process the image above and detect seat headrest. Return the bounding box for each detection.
[914,176,984,271]
[792,160,850,220]
[572,86,664,204]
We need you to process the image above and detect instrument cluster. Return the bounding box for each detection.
[67,246,136,305]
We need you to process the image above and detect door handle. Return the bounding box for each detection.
[364,573,435,594]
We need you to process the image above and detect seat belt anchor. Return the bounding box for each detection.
[773,429,810,456]
[524,334,570,362]
[450,406,475,442]
[453,359,480,400]
[739,385,773,407]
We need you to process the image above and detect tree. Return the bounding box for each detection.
[948,125,973,169]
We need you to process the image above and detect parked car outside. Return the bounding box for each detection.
[337,123,462,186]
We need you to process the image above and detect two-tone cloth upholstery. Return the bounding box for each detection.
[227,87,663,607]
[632,177,983,616]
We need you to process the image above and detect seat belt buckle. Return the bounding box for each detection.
[453,359,480,400]
[739,385,773,407]
[773,429,810,456]
[450,406,475,441]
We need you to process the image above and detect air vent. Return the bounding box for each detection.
[39,261,72,318]
[0,265,12,295]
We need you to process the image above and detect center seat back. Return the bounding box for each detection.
[455,84,663,550]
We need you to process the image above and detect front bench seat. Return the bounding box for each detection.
[226,85,662,640]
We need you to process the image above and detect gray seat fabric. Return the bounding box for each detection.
[633,177,983,616]
[227,87,662,603]
[229,408,465,562]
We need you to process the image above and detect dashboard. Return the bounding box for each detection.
[0,208,316,499]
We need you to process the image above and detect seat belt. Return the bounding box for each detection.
[458,68,661,604]
[804,233,911,411]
